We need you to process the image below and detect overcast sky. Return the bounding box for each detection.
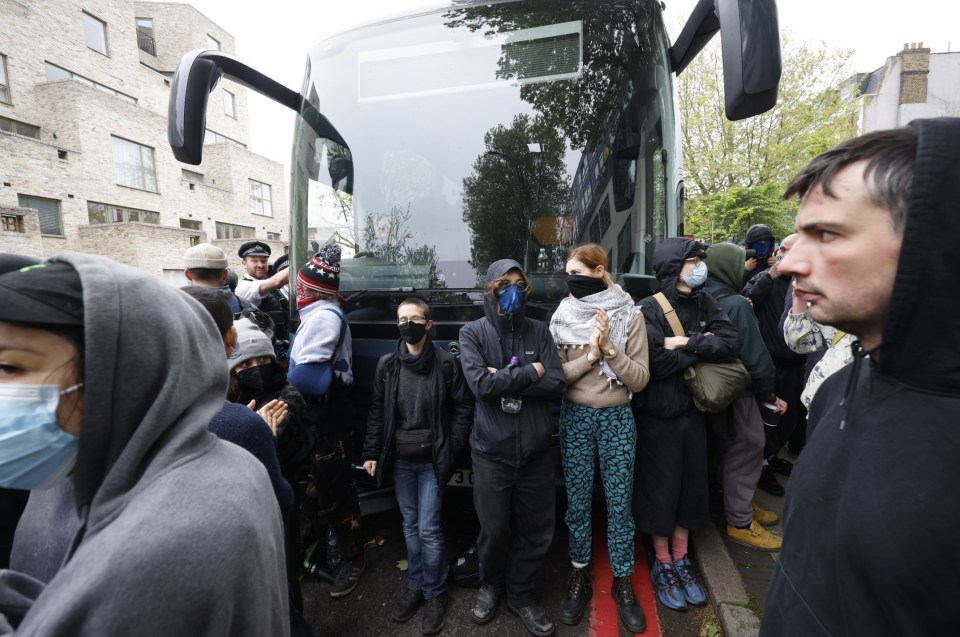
[179,0,960,168]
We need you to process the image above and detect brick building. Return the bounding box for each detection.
[0,0,288,281]
[855,43,960,132]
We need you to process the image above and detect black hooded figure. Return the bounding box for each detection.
[457,259,566,633]
[633,237,739,611]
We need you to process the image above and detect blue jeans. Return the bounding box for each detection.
[393,458,447,599]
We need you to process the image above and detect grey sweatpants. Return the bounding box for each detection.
[722,397,765,527]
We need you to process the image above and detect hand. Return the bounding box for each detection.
[532,361,545,378]
[595,309,612,350]
[363,460,377,476]
[257,399,288,436]
[767,256,778,268]
[588,326,603,364]
[487,367,498,374]
[745,257,758,272]
[773,397,788,415]
[769,261,782,279]
[663,336,689,351]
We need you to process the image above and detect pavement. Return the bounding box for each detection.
[692,449,796,637]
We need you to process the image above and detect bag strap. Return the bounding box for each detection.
[830,330,847,348]
[653,292,686,337]
[320,307,347,354]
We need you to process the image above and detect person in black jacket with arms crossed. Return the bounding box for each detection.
[458,259,566,637]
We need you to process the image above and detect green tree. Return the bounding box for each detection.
[684,181,797,244]
[678,34,859,239]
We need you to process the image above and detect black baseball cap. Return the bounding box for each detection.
[0,261,85,326]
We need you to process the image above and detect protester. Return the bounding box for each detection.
[183,243,250,315]
[634,238,739,612]
[0,255,288,635]
[362,298,473,635]
[703,243,785,551]
[458,259,566,637]
[761,119,960,636]
[548,244,649,632]
[288,243,366,599]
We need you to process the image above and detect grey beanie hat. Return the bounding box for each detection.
[184,243,228,269]
[229,317,275,368]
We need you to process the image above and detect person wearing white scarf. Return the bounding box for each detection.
[548,244,650,632]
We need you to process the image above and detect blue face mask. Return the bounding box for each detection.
[683,261,709,289]
[0,383,82,490]
[497,283,525,315]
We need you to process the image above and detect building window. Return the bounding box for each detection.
[2,213,24,233]
[0,54,10,104]
[223,90,235,117]
[87,201,160,225]
[249,179,273,216]
[267,231,280,240]
[136,18,155,56]
[82,11,108,55]
[207,35,220,51]
[216,221,255,240]
[18,194,62,236]
[111,136,158,192]
[181,169,204,184]
[204,128,246,148]
[0,116,40,140]
[180,218,202,230]
[44,62,136,104]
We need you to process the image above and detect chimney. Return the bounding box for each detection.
[899,42,931,104]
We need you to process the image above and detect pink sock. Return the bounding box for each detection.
[655,543,672,564]
[671,537,688,562]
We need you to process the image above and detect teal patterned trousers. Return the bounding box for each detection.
[559,400,636,577]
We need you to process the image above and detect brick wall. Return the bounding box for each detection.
[898,43,930,105]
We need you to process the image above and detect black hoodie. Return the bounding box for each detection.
[761,118,960,637]
[636,238,740,418]
[458,259,566,466]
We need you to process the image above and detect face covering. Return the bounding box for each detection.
[683,261,709,288]
[751,240,772,258]
[566,274,608,299]
[398,321,427,344]
[497,283,525,315]
[0,383,82,490]
[235,364,272,395]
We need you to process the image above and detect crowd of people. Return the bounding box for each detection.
[1,118,958,637]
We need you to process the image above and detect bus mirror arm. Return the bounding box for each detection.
[168,49,301,165]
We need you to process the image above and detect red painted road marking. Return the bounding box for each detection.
[589,530,662,636]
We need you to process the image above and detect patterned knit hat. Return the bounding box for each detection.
[298,243,341,294]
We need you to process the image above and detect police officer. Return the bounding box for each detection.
[236,240,291,351]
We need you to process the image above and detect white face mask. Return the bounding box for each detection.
[0,383,82,490]
[682,261,709,288]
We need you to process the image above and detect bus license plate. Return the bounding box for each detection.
[447,469,474,487]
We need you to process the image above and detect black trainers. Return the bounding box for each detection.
[391,588,423,622]
[559,566,592,625]
[421,593,446,635]
[758,465,785,497]
[768,455,794,477]
[613,576,647,634]
[470,584,501,624]
[329,558,366,598]
[507,601,555,637]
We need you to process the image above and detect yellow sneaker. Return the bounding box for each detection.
[727,520,782,552]
[752,501,779,526]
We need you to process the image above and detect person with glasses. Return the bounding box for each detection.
[361,298,473,635]
[458,260,566,637]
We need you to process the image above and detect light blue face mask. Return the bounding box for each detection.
[0,383,82,490]
[683,260,709,289]
[497,283,525,315]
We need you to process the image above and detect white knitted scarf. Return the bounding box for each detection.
[550,284,637,385]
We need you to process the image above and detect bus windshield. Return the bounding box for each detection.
[291,0,680,316]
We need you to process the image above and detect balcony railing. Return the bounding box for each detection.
[137,30,156,56]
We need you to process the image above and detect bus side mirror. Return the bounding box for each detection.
[669,0,781,120]
[168,50,300,165]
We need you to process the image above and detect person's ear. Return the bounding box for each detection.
[224,325,238,359]
[184,269,193,282]
[219,269,228,284]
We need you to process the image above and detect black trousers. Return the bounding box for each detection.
[472,449,555,607]
[764,360,806,458]
[310,431,364,560]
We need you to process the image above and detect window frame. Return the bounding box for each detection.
[135,17,156,56]
[0,53,10,104]
[87,201,160,225]
[223,89,235,118]
[17,194,63,236]
[111,135,159,193]
[207,34,220,51]
[215,221,255,240]
[1,213,24,233]
[82,11,109,56]
[249,179,273,217]
[0,116,40,140]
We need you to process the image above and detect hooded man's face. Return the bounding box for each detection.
[779,161,902,351]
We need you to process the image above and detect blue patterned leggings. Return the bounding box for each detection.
[559,401,636,577]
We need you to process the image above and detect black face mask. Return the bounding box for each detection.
[566,274,607,299]
[235,365,272,395]
[398,321,427,344]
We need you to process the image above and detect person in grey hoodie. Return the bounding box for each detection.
[0,253,288,636]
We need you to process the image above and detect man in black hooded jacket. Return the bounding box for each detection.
[458,259,566,637]
[761,119,960,636]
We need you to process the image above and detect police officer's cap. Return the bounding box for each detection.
[238,240,271,259]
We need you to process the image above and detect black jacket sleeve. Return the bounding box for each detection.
[448,359,475,457]
[727,297,776,399]
[685,294,740,363]
[642,303,699,378]
[362,355,389,462]
[742,268,774,303]
[519,324,567,399]
[459,321,539,399]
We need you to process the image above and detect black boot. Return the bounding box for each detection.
[421,593,446,635]
[613,576,647,634]
[559,566,592,625]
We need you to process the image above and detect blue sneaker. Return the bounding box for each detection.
[673,556,707,606]
[650,560,687,611]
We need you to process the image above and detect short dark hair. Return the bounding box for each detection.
[397,297,431,320]
[186,267,226,284]
[180,286,233,339]
[785,126,917,233]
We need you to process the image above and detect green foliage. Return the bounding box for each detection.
[685,181,797,244]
